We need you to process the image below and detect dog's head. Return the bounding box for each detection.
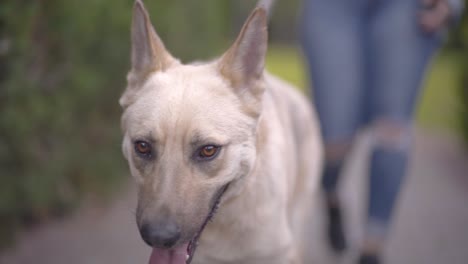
[120,0,267,262]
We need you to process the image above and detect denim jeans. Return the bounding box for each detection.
[300,0,441,237]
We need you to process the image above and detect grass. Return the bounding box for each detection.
[266,44,463,135]
[417,52,463,134]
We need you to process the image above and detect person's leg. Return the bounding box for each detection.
[301,0,367,195]
[362,120,413,262]
[320,142,352,252]
[300,0,367,252]
[363,0,442,261]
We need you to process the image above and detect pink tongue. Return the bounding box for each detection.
[148,243,189,264]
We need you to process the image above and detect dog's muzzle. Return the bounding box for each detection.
[146,182,231,264]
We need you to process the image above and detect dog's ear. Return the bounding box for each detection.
[131,0,175,75]
[218,8,268,92]
[121,0,178,108]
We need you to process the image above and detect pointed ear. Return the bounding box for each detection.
[218,8,268,89]
[121,0,177,108]
[130,0,176,79]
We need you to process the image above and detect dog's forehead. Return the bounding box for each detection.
[125,64,246,139]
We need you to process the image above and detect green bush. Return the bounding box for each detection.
[453,11,468,143]
[0,0,229,247]
[460,60,468,143]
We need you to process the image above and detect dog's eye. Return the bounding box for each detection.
[134,141,152,158]
[197,145,220,160]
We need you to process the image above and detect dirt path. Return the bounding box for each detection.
[1,130,467,264]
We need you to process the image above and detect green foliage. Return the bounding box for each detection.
[0,0,229,247]
[417,52,463,134]
[458,14,468,143]
[448,8,468,143]
[0,0,130,245]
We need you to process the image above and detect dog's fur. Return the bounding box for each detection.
[120,1,323,263]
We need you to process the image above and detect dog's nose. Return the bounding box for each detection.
[139,220,181,248]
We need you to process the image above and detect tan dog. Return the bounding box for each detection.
[120,1,322,263]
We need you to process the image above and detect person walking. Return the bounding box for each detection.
[300,0,464,263]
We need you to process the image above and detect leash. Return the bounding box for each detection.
[186,182,231,264]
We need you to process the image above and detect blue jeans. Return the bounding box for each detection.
[300,0,441,237]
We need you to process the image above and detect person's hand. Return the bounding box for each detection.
[419,0,452,33]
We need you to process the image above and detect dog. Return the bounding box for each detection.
[119,1,323,263]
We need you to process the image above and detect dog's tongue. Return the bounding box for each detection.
[148,243,189,264]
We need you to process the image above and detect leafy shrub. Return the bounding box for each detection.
[453,12,468,143]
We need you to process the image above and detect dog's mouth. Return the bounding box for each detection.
[149,183,230,264]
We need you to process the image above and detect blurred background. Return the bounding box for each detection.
[0,0,467,263]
